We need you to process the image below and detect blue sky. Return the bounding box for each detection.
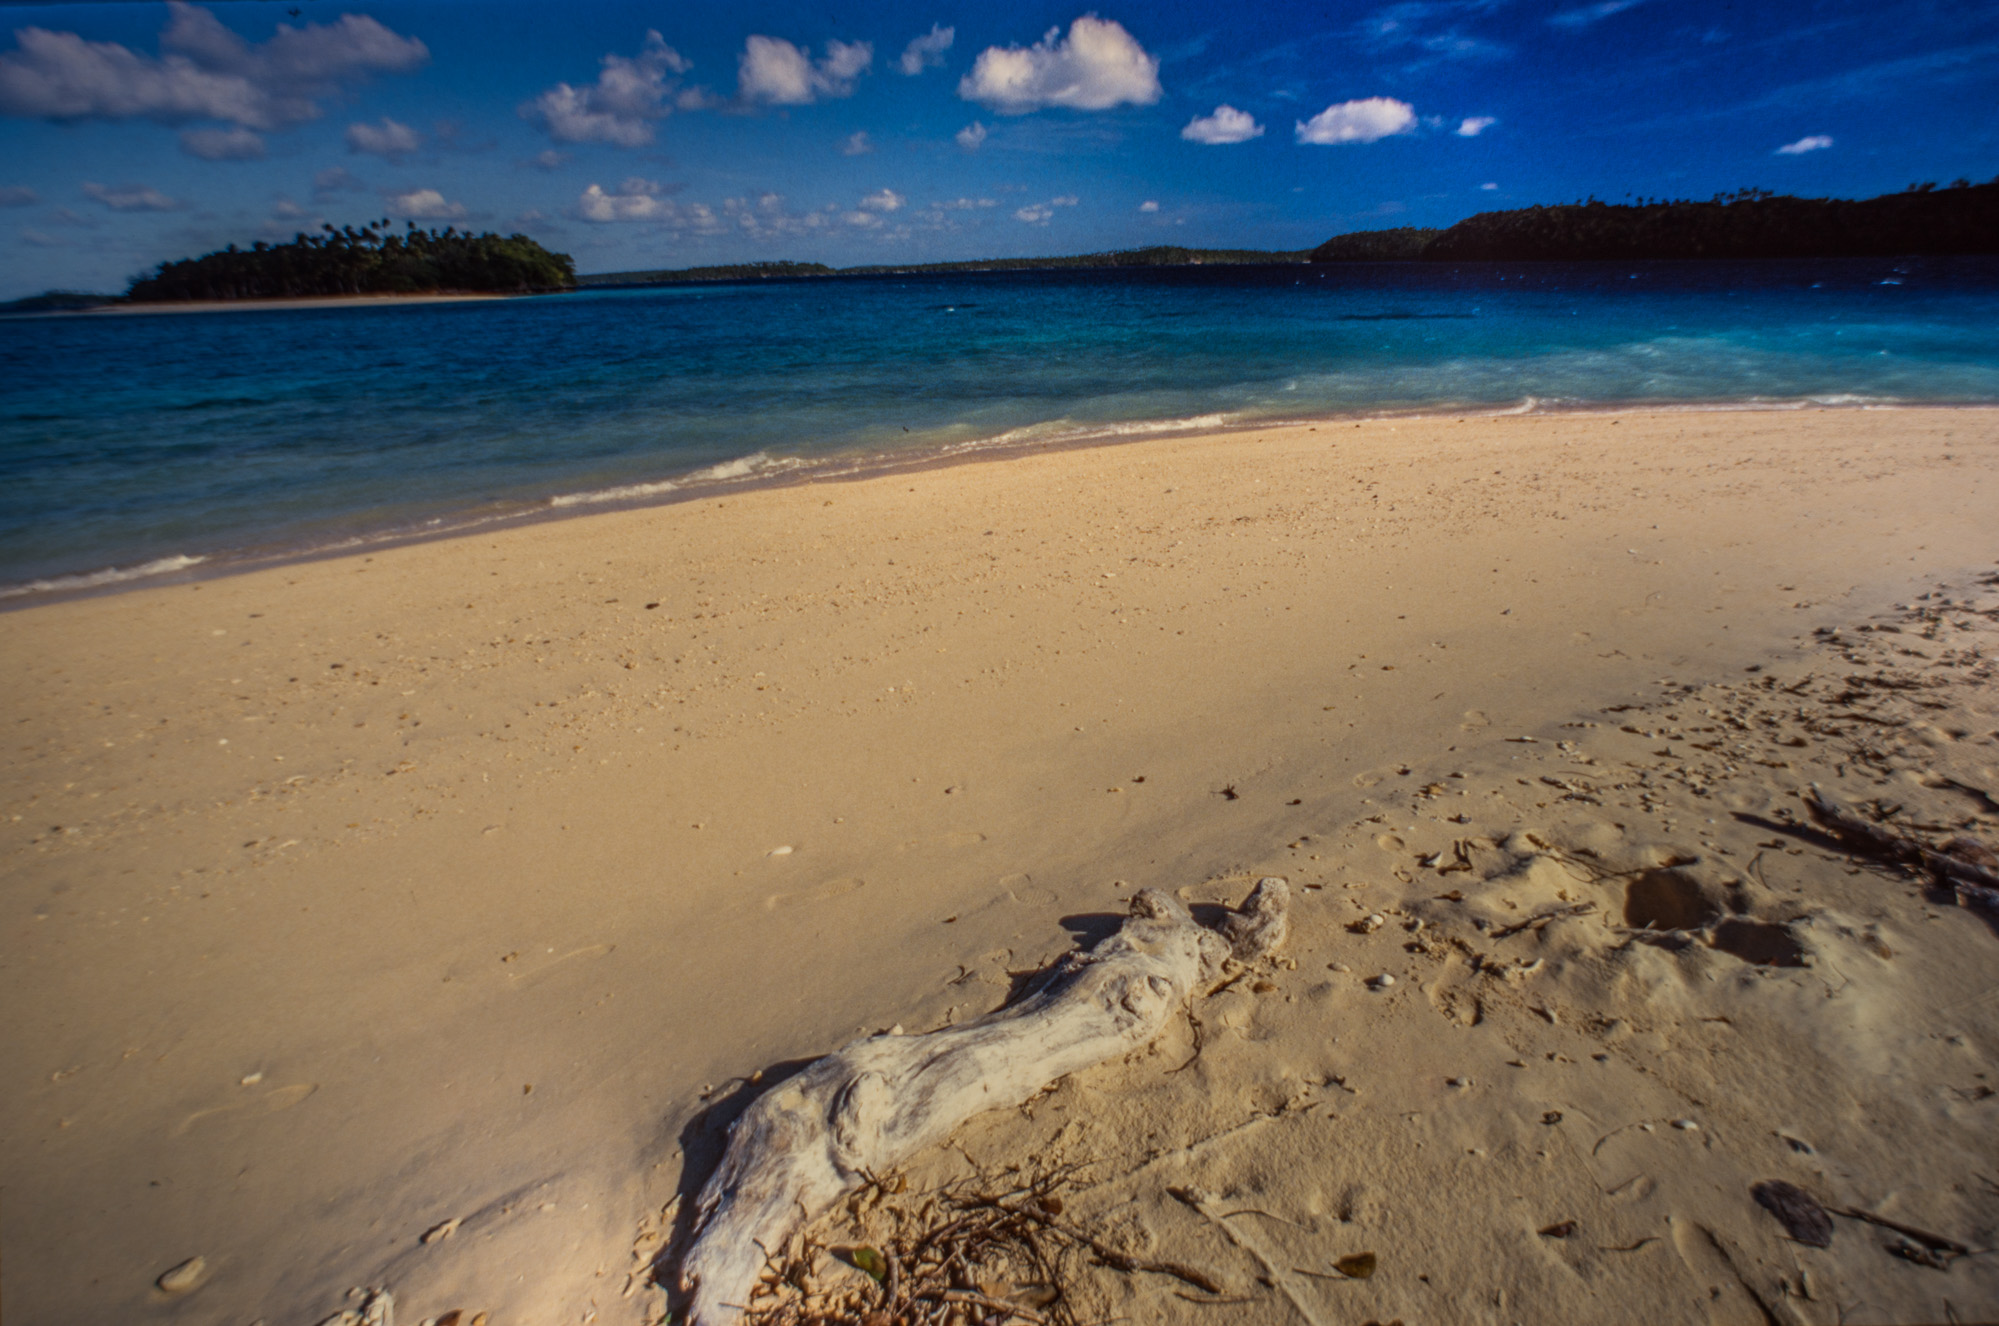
[0,0,1994,296]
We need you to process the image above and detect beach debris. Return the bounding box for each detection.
[318,1287,395,1326]
[1333,1251,1378,1279]
[1750,1181,1833,1248]
[156,1256,208,1295]
[740,1167,1219,1325]
[1350,913,1385,934]
[1172,1186,1333,1325]
[1367,973,1395,989]
[1803,785,1999,913]
[1829,1204,1972,1268]
[1537,1221,1578,1239]
[679,880,1292,1326]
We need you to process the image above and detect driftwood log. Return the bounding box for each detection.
[1804,784,1999,912]
[679,879,1291,1325]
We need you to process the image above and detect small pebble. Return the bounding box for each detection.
[1352,913,1385,934]
[157,1256,207,1295]
[767,845,793,856]
[1672,1118,1699,1131]
[1446,1077,1471,1088]
[1368,973,1395,989]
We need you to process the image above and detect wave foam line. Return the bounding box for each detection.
[0,553,207,600]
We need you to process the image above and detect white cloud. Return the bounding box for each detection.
[1139,199,1158,212]
[937,196,997,209]
[384,187,466,220]
[345,115,419,158]
[0,185,36,206]
[898,24,954,75]
[1776,134,1833,154]
[841,130,873,156]
[1480,181,1498,190]
[955,120,987,150]
[1015,204,1053,223]
[859,188,905,212]
[1295,97,1416,145]
[1455,115,1495,137]
[179,124,263,158]
[1550,0,1644,28]
[82,181,177,211]
[1181,104,1262,144]
[738,35,872,105]
[271,196,308,219]
[0,2,426,130]
[20,228,65,248]
[959,17,1160,115]
[1050,194,1078,206]
[527,148,569,171]
[576,177,670,222]
[522,31,693,147]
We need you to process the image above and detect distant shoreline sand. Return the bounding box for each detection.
[3,397,1977,609]
[78,292,516,316]
[5,407,1998,1325]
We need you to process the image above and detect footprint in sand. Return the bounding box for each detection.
[764,877,865,911]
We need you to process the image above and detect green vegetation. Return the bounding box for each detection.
[581,260,834,286]
[1333,180,1999,264]
[126,222,576,302]
[577,245,1308,287]
[1307,227,1439,262]
[0,290,117,314]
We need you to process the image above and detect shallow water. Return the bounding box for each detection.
[3,255,1997,594]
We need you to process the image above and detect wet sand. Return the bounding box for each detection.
[3,407,1996,1325]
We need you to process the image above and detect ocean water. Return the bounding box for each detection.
[4,255,1998,598]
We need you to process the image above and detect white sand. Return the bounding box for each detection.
[4,407,1996,1325]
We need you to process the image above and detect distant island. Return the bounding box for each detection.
[123,222,575,303]
[581,179,1997,289]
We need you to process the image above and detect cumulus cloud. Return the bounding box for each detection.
[576,177,676,222]
[898,23,954,75]
[1050,194,1078,206]
[345,115,419,158]
[738,35,872,105]
[936,196,997,209]
[1139,199,1158,212]
[526,148,570,171]
[1295,97,1416,145]
[82,181,177,211]
[522,31,693,147]
[179,124,263,158]
[272,196,307,218]
[1181,104,1262,144]
[1015,204,1052,223]
[955,120,987,150]
[841,130,873,156]
[1776,134,1833,154]
[383,187,466,220]
[1550,0,1644,28]
[1455,115,1495,137]
[858,188,905,212]
[959,16,1160,115]
[0,185,36,206]
[0,2,426,130]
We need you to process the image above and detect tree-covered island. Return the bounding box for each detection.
[124,222,576,302]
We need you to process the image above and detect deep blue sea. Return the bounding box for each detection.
[4,256,1998,598]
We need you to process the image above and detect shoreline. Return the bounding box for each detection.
[5,405,1999,1325]
[3,395,1983,611]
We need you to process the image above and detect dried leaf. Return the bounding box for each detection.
[1751,1181,1833,1248]
[1538,1221,1577,1239]
[1334,1252,1377,1279]
[849,1246,887,1282]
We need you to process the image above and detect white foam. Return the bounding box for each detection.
[0,553,207,600]
[549,478,680,508]
[688,450,788,482]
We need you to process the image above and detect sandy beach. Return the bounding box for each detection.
[5,406,1998,1326]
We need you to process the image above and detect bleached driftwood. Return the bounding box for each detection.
[679,878,1291,1325]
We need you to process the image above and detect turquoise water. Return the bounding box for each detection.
[4,256,1998,596]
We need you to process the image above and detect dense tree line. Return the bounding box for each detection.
[1307,227,1440,262]
[126,222,576,301]
[1315,181,1999,264]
